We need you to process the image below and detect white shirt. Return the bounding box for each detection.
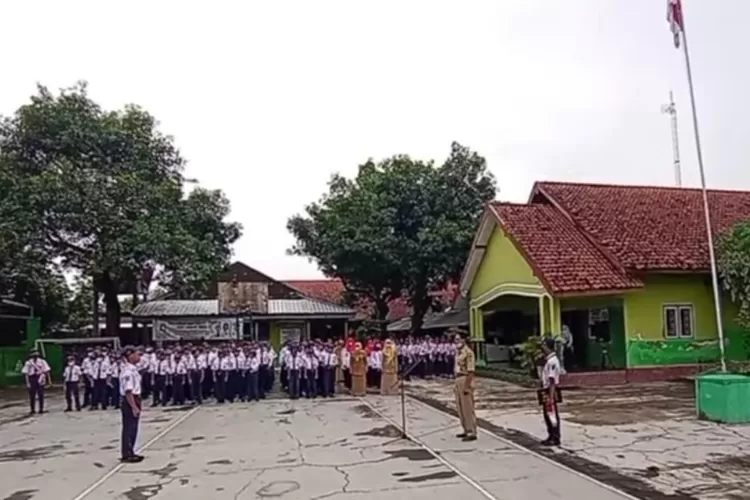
[245,356,260,372]
[186,356,197,371]
[219,357,233,371]
[209,356,220,371]
[542,353,561,389]
[108,360,120,378]
[289,353,305,370]
[341,351,351,369]
[63,363,83,383]
[175,359,188,375]
[262,350,274,366]
[158,359,173,376]
[82,357,95,377]
[197,353,208,370]
[22,358,50,384]
[120,362,142,396]
[368,351,383,369]
[279,347,289,366]
[326,352,337,367]
[97,358,111,379]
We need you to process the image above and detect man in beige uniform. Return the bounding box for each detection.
[454,335,477,442]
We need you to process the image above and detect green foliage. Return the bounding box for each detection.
[514,336,545,370]
[717,221,750,330]
[287,143,495,333]
[0,82,241,335]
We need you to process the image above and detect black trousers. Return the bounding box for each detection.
[304,370,317,398]
[343,369,351,389]
[141,371,152,399]
[246,371,260,401]
[289,370,300,399]
[65,381,81,410]
[173,375,186,405]
[83,376,94,407]
[93,379,107,409]
[280,366,288,390]
[28,379,44,413]
[215,372,227,403]
[190,371,203,404]
[120,396,141,459]
[152,375,165,406]
[322,367,334,397]
[543,403,562,443]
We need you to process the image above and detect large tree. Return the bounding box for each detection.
[717,221,750,329]
[288,142,495,334]
[0,83,241,336]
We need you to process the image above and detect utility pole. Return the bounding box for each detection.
[661,90,682,187]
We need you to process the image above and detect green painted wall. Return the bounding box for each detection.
[628,339,720,366]
[270,323,281,350]
[470,225,542,301]
[625,274,721,366]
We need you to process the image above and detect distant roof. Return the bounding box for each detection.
[132,298,354,318]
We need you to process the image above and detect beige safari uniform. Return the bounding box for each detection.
[454,345,477,437]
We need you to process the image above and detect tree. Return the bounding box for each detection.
[717,221,750,329]
[288,142,495,334]
[0,82,241,336]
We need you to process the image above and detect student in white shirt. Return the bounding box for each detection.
[120,346,144,463]
[260,344,275,398]
[540,338,562,446]
[173,353,188,405]
[322,346,337,398]
[216,351,232,403]
[367,344,383,389]
[152,352,172,407]
[287,346,304,400]
[188,348,203,405]
[107,355,121,410]
[91,352,111,410]
[22,350,50,414]
[63,355,83,412]
[81,350,96,408]
[245,350,261,402]
[340,348,351,390]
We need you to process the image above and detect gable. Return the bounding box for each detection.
[208,261,299,300]
[469,224,542,300]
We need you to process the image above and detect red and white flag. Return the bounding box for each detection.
[667,0,684,48]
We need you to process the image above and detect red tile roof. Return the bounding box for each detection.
[534,182,750,271]
[283,279,456,321]
[490,203,643,294]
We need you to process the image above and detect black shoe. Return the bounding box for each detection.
[456,433,467,438]
[541,438,558,446]
[461,435,477,442]
[64,408,72,412]
[120,455,144,463]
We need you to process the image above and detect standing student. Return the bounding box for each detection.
[540,338,562,446]
[108,355,121,410]
[22,350,50,414]
[63,355,83,411]
[172,353,188,405]
[119,346,144,463]
[245,350,261,402]
[81,350,96,408]
[288,346,303,400]
[188,348,203,405]
[341,347,351,391]
[93,351,111,410]
[350,343,367,397]
[139,347,153,400]
[261,344,275,396]
[322,346,336,397]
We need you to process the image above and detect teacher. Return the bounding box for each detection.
[120,346,144,463]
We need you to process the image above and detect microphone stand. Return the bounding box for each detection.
[394,358,422,440]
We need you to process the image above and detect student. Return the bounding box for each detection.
[216,350,231,404]
[323,345,337,397]
[341,346,351,391]
[540,338,562,446]
[261,344,275,397]
[287,345,303,400]
[188,348,203,405]
[108,355,121,410]
[91,351,109,410]
[119,346,144,463]
[63,355,83,411]
[81,349,96,408]
[173,353,188,405]
[245,350,261,402]
[22,350,50,414]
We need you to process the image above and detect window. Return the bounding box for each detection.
[663,305,694,338]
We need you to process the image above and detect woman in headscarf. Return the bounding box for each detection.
[380,339,399,395]
[350,342,367,397]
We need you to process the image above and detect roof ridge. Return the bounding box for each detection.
[536,180,750,195]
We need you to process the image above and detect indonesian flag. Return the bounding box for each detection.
[667,0,684,48]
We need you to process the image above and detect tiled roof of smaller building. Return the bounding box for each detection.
[491,203,643,294]
[132,300,219,317]
[284,280,346,304]
[535,181,750,271]
[267,299,355,315]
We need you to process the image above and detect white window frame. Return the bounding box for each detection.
[663,304,695,339]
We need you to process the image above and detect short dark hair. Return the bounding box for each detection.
[543,337,556,351]
[122,345,137,358]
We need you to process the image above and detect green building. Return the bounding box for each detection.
[458,181,750,380]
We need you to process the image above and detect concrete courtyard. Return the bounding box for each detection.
[408,377,750,500]
[0,391,636,500]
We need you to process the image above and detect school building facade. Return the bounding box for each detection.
[458,181,750,383]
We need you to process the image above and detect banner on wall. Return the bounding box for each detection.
[153,318,239,341]
[280,326,302,345]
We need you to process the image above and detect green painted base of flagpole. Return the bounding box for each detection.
[696,373,750,424]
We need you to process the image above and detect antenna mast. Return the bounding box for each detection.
[661,91,682,187]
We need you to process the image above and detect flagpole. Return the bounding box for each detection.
[679,8,727,372]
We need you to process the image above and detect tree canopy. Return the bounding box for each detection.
[717,221,750,329]
[287,142,496,334]
[0,82,241,336]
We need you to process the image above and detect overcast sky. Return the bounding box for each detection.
[3,1,748,280]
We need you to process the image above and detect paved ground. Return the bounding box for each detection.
[0,390,636,500]
[408,377,750,500]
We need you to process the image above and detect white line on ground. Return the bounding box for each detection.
[71,405,201,500]
[406,395,642,500]
[357,397,499,500]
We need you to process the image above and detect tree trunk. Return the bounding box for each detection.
[100,273,121,339]
[409,289,430,337]
[374,297,390,337]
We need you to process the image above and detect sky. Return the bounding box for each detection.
[3,0,749,280]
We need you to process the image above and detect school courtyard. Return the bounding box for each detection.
[0,392,635,500]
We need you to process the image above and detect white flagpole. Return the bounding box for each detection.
[679,5,727,372]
